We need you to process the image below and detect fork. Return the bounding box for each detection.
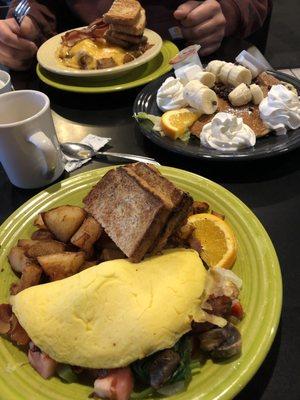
[13,0,30,26]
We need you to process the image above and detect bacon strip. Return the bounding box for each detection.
[61,18,109,47]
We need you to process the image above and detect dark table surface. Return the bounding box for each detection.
[0,38,299,400]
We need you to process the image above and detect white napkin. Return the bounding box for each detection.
[64,134,111,173]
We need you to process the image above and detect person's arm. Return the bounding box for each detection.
[173,0,272,56]
[7,0,59,43]
[0,0,59,70]
[218,0,272,38]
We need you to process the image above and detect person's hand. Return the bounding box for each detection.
[0,17,38,71]
[174,0,226,56]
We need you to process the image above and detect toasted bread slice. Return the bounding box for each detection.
[84,164,193,262]
[107,29,147,44]
[104,31,132,48]
[111,8,146,36]
[103,0,141,26]
[123,164,193,253]
[84,167,171,262]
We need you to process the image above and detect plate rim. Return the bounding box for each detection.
[0,166,282,400]
[36,41,179,93]
[37,28,162,77]
[133,71,300,161]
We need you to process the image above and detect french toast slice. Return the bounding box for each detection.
[103,0,141,26]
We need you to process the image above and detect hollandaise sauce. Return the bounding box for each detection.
[58,38,129,70]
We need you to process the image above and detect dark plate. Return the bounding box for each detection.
[133,70,300,161]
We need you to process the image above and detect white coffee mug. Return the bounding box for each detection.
[0,70,12,94]
[0,90,64,189]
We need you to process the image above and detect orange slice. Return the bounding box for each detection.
[161,108,199,140]
[188,213,238,269]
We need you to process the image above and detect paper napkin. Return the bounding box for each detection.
[63,134,111,173]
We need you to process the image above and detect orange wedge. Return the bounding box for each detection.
[188,213,238,269]
[161,108,199,140]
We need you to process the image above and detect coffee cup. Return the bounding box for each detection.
[0,70,12,95]
[0,90,64,189]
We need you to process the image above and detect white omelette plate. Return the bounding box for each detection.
[37,28,163,78]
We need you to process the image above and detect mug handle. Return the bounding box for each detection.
[27,131,58,178]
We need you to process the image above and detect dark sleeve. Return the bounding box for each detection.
[218,0,272,38]
[7,0,62,43]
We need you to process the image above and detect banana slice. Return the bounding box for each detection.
[228,65,252,87]
[206,60,225,81]
[183,80,218,114]
[219,63,235,85]
[250,84,264,105]
[194,71,216,88]
[228,83,252,106]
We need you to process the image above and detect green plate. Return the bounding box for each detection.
[0,166,282,400]
[36,41,178,93]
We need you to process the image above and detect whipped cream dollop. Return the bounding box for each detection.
[201,112,256,151]
[259,84,300,135]
[156,77,188,112]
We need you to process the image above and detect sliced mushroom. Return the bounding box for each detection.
[77,51,93,69]
[149,349,181,389]
[199,323,241,359]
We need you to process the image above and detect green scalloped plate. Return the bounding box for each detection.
[0,166,282,400]
[36,41,178,93]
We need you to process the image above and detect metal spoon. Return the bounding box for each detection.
[60,142,160,165]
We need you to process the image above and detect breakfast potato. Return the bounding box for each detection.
[10,261,42,295]
[17,239,40,252]
[79,260,99,271]
[34,214,47,229]
[26,241,66,258]
[31,229,54,241]
[101,248,126,262]
[17,239,66,258]
[42,206,86,243]
[71,216,102,253]
[8,246,30,274]
[37,252,85,281]
[192,201,210,215]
